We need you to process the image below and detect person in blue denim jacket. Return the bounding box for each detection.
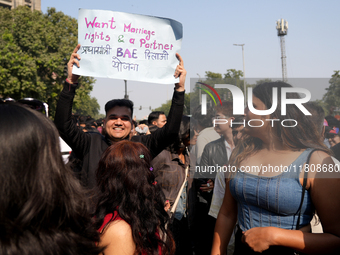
[211,81,340,255]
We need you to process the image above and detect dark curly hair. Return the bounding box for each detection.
[0,103,102,255]
[94,140,175,255]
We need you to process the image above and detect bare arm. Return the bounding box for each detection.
[241,151,340,254]
[211,178,237,255]
[99,220,136,255]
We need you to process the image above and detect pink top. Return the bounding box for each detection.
[98,211,162,255]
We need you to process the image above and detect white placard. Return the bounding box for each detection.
[73,9,183,84]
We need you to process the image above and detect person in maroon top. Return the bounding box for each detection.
[94,140,175,255]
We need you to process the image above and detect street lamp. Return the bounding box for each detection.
[124,90,133,97]
[233,44,246,103]
[124,80,128,99]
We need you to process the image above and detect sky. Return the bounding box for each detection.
[42,0,340,119]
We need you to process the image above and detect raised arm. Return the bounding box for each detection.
[174,53,186,92]
[54,44,91,160]
[138,53,186,157]
[67,44,81,84]
[211,178,238,255]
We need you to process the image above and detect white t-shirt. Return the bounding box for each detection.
[208,140,232,218]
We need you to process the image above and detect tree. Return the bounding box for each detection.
[322,71,340,116]
[224,69,243,79]
[153,93,190,116]
[205,71,222,80]
[0,6,99,118]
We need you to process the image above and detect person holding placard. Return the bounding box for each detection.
[55,44,186,190]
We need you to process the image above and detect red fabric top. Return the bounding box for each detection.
[98,211,162,255]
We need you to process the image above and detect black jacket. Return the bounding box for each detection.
[200,137,229,174]
[195,137,229,203]
[55,81,184,189]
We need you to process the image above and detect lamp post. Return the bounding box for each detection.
[233,44,246,103]
[276,19,288,82]
[124,80,128,99]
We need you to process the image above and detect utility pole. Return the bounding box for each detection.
[276,19,288,82]
[124,80,128,99]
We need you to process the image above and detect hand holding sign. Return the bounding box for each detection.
[67,44,81,84]
[174,53,186,92]
[73,9,183,84]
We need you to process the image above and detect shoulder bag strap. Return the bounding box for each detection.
[296,148,318,230]
[170,165,189,215]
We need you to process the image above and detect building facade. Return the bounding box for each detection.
[0,0,41,11]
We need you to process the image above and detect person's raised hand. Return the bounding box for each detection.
[174,53,186,92]
[67,44,81,84]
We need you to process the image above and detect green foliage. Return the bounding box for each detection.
[205,71,222,79]
[153,93,190,116]
[323,71,340,116]
[224,69,243,79]
[0,6,99,118]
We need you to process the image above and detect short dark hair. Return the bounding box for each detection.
[148,111,165,124]
[192,104,215,129]
[168,115,191,153]
[139,119,148,125]
[325,115,340,129]
[215,101,234,118]
[79,115,87,124]
[232,115,245,129]
[105,99,134,118]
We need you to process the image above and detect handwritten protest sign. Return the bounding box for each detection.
[73,9,183,84]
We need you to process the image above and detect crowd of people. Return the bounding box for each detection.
[1,43,340,255]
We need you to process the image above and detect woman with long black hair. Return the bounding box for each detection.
[0,103,102,255]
